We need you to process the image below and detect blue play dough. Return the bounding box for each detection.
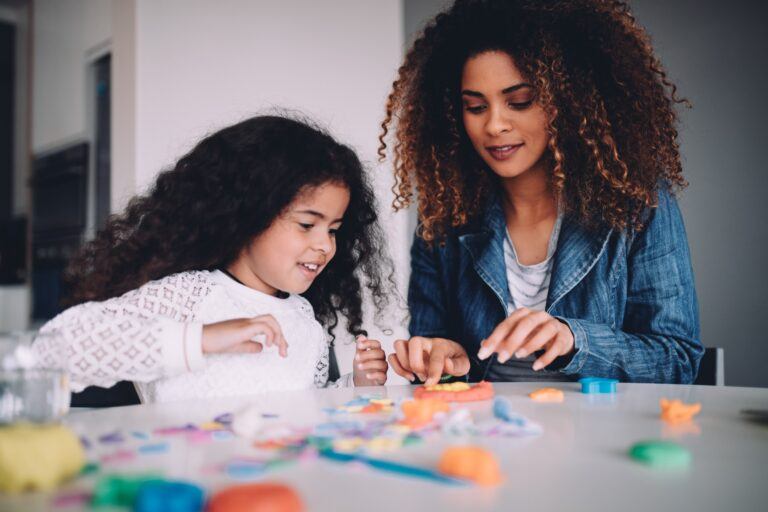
[578,377,618,394]
[133,481,205,512]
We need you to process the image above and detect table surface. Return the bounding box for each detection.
[3,382,768,512]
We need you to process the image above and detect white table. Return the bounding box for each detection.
[3,382,767,512]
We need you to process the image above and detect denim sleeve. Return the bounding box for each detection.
[557,189,704,383]
[407,234,451,339]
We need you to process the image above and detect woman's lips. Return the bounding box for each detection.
[486,143,523,161]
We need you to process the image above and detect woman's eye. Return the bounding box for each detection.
[464,104,486,114]
[508,99,534,110]
[329,228,339,237]
[299,223,313,230]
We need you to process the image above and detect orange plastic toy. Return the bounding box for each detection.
[399,398,450,428]
[413,381,494,402]
[437,446,502,486]
[207,483,303,512]
[660,398,701,424]
[528,387,564,402]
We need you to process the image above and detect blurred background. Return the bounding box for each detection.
[0,0,765,387]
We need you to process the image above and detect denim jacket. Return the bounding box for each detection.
[408,188,703,383]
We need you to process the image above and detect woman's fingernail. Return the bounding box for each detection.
[478,346,492,360]
[532,361,543,371]
[497,350,510,363]
[515,350,526,359]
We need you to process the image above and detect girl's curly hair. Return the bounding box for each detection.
[379,0,689,242]
[65,114,393,341]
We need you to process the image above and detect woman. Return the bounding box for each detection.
[380,0,702,385]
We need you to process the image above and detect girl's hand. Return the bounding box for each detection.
[353,336,388,386]
[201,315,288,356]
[478,308,574,371]
[387,336,471,386]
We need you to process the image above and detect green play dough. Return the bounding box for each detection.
[629,440,691,468]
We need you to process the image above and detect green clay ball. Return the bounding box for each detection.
[628,440,691,469]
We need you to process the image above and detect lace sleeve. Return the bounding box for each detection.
[314,339,354,388]
[33,272,213,392]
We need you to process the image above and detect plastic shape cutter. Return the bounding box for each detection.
[578,377,618,394]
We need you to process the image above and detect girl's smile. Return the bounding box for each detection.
[229,182,350,296]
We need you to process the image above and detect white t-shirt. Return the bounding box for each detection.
[503,215,563,313]
[34,270,352,403]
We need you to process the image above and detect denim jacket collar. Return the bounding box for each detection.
[458,195,613,313]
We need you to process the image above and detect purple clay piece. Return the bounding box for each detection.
[98,431,124,444]
[213,412,233,425]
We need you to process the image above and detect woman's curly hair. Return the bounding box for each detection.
[65,114,393,341]
[379,0,689,242]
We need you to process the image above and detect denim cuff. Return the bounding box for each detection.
[553,316,589,374]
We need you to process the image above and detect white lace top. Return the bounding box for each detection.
[33,270,353,403]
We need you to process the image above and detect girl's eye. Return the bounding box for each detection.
[299,223,313,230]
[329,228,339,237]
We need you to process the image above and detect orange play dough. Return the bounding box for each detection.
[660,398,701,424]
[207,483,303,512]
[528,387,564,402]
[400,398,450,428]
[413,381,494,402]
[437,446,502,486]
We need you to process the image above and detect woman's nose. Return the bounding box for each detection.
[485,105,512,137]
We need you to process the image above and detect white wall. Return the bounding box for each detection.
[32,0,110,153]
[115,0,411,379]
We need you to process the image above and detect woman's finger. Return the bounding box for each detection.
[388,352,414,381]
[532,338,563,371]
[408,337,431,380]
[511,321,559,360]
[497,311,551,363]
[479,308,530,359]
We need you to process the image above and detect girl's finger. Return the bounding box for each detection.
[359,359,388,372]
[365,372,387,384]
[256,315,288,357]
[357,338,381,351]
[357,349,385,362]
[227,341,264,354]
[249,321,275,348]
[388,352,414,382]
[512,321,559,360]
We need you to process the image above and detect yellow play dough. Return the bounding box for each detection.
[0,423,85,493]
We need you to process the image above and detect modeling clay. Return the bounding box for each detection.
[207,483,304,512]
[400,398,450,428]
[437,445,502,486]
[134,480,205,512]
[528,387,564,402]
[660,398,701,424]
[628,440,691,469]
[0,423,85,493]
[414,381,494,402]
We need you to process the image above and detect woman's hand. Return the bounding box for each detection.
[201,315,288,356]
[353,336,388,386]
[478,308,574,371]
[387,336,471,385]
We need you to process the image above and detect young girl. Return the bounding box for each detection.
[33,115,391,402]
[380,0,703,384]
